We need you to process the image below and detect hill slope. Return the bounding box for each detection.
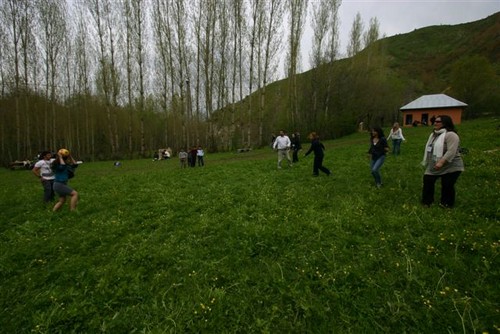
[215,12,499,146]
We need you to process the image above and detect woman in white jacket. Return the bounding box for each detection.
[388,122,405,156]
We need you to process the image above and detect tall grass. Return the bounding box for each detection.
[1,118,499,333]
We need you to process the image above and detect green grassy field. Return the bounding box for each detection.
[1,118,499,333]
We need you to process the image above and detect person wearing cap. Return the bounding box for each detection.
[32,151,56,204]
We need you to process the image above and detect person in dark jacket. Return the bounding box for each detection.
[291,132,302,163]
[368,127,389,188]
[304,132,331,177]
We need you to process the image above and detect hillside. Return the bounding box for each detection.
[381,11,500,91]
[216,12,499,145]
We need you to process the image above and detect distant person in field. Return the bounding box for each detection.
[421,115,464,208]
[52,149,79,212]
[32,151,56,204]
[179,149,188,168]
[272,130,292,169]
[388,122,406,156]
[368,126,389,188]
[197,146,205,166]
[304,132,331,177]
[189,147,198,167]
[291,132,302,163]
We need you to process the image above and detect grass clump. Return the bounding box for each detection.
[1,118,499,333]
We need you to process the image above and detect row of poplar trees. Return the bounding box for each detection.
[0,0,381,163]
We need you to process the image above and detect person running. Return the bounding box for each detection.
[291,132,302,163]
[368,127,389,188]
[272,130,292,169]
[304,132,331,177]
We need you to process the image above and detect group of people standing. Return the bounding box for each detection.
[274,115,464,208]
[178,146,204,168]
[32,149,79,212]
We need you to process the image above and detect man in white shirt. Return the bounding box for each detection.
[32,151,56,203]
[272,130,293,169]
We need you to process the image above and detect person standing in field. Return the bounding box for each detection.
[52,149,79,212]
[32,151,56,204]
[197,146,205,166]
[179,149,188,168]
[421,115,464,208]
[388,122,405,156]
[304,132,331,177]
[189,147,198,167]
[272,130,292,169]
[368,127,389,188]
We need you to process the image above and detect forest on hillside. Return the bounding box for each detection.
[0,0,498,165]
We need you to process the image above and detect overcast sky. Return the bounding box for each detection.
[296,0,500,75]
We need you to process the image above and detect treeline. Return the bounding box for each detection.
[1,0,387,164]
[1,0,498,165]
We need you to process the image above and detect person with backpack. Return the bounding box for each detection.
[52,149,79,212]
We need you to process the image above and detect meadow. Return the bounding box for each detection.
[1,118,499,333]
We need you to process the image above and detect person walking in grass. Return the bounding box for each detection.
[291,132,302,163]
[272,130,292,169]
[32,150,56,204]
[421,115,464,208]
[52,149,79,212]
[304,132,331,177]
[388,122,406,156]
[368,127,389,188]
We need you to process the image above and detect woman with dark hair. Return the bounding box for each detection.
[304,132,331,176]
[421,115,464,208]
[368,127,389,188]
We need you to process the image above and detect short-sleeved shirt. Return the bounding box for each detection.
[34,159,55,180]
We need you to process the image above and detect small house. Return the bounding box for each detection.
[400,94,467,127]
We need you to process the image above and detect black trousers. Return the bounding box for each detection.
[422,171,461,207]
[313,155,330,176]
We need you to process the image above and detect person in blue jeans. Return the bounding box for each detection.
[368,127,389,188]
[388,122,405,156]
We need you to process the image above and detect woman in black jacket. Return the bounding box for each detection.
[304,132,331,177]
[368,127,389,188]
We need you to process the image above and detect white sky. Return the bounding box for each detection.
[296,0,500,75]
